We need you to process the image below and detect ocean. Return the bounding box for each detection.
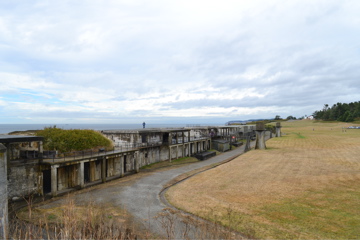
[0,123,223,134]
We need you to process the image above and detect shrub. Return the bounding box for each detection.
[36,127,112,153]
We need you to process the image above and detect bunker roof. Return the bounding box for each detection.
[0,135,43,143]
[102,128,190,134]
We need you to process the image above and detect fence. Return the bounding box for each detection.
[42,141,164,163]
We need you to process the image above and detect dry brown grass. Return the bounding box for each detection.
[166,120,360,239]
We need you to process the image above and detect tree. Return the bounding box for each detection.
[274,115,282,120]
[313,101,360,122]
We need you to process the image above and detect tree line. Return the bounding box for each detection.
[313,101,360,122]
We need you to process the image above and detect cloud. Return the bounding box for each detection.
[0,0,360,123]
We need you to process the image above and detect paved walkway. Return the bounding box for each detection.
[117,140,259,238]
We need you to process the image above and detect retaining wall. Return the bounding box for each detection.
[0,144,8,239]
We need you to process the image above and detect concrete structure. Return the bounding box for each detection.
[255,122,266,150]
[1,125,255,201]
[0,135,44,200]
[212,140,230,152]
[0,143,8,239]
[276,122,282,137]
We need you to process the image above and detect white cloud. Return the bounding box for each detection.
[0,0,360,123]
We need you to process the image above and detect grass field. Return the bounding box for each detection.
[166,120,360,239]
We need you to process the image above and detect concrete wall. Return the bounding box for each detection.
[107,156,122,177]
[57,165,78,191]
[108,132,141,145]
[159,146,170,161]
[0,144,8,239]
[139,147,160,166]
[7,162,40,199]
[90,160,102,181]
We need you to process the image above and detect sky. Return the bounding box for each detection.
[0,0,359,124]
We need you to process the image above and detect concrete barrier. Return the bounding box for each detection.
[0,143,8,239]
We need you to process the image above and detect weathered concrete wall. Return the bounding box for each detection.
[107,157,122,177]
[7,162,40,199]
[142,132,162,143]
[106,132,141,145]
[0,144,8,239]
[160,146,170,161]
[139,147,160,166]
[57,165,78,191]
[124,153,135,172]
[89,160,101,181]
[7,142,42,160]
[177,146,183,158]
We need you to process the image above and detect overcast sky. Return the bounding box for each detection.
[0,0,359,124]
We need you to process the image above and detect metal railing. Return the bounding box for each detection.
[42,137,211,163]
[42,141,164,163]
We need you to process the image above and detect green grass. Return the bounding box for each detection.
[292,132,306,138]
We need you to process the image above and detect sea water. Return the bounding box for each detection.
[0,123,216,134]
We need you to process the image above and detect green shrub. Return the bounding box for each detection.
[36,127,112,153]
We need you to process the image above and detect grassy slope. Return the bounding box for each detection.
[166,120,360,239]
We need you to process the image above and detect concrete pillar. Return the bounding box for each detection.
[255,122,266,150]
[78,162,84,188]
[182,144,185,158]
[101,157,106,183]
[176,132,179,144]
[244,134,251,152]
[38,141,43,161]
[134,151,140,173]
[51,165,58,197]
[120,155,124,177]
[176,145,179,159]
[0,144,8,240]
[169,146,172,162]
[276,122,282,137]
[182,132,185,144]
[188,131,191,142]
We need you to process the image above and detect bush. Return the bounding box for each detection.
[36,127,112,153]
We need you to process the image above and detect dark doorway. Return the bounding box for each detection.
[163,133,169,144]
[124,155,127,172]
[84,162,90,183]
[43,169,51,194]
[141,134,147,143]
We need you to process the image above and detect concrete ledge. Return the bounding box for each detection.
[194,151,216,161]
